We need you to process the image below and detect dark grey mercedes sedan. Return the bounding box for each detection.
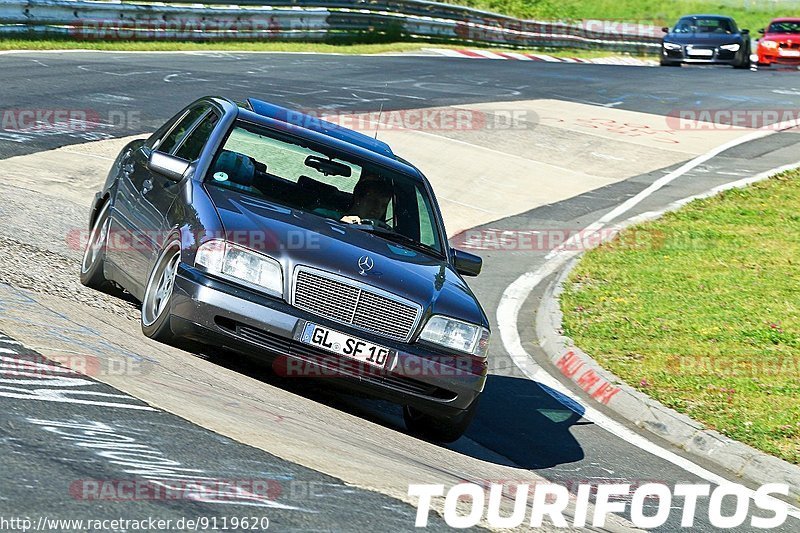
[80,96,489,442]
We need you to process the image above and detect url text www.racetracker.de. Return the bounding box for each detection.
[0,516,270,532]
[409,482,790,529]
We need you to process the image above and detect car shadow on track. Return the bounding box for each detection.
[457,374,587,469]
[187,342,586,470]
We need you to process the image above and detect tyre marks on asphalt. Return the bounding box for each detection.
[0,260,636,530]
[0,330,464,530]
[4,50,800,162]
[0,346,154,411]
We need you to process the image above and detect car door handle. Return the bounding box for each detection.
[142,179,153,195]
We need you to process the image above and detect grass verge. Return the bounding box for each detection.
[560,170,800,464]
[0,38,653,60]
[0,39,434,54]
[448,0,783,33]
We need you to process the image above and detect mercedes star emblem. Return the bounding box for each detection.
[358,255,374,275]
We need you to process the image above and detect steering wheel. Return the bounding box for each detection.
[360,218,393,231]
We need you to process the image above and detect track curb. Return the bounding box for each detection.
[424,48,657,65]
[533,204,800,504]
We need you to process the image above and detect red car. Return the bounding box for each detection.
[756,18,800,66]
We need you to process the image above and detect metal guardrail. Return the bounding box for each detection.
[0,0,663,53]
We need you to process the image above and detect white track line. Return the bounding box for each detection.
[546,122,796,260]
[497,120,800,518]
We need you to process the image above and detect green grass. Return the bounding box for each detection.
[447,0,781,32]
[561,170,800,465]
[0,38,651,59]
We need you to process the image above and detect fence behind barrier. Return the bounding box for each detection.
[0,0,663,53]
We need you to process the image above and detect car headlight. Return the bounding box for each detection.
[663,42,682,51]
[419,315,490,357]
[720,43,740,52]
[195,239,283,297]
[761,40,779,49]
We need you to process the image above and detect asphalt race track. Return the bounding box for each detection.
[1,51,800,532]
[2,51,799,159]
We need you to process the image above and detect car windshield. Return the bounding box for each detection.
[673,17,734,34]
[768,21,800,34]
[205,120,445,256]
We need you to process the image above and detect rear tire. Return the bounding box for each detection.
[80,201,114,291]
[403,400,478,443]
[141,239,181,343]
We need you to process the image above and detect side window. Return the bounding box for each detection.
[145,111,180,150]
[174,112,219,161]
[415,187,439,249]
[155,105,210,154]
[385,196,394,225]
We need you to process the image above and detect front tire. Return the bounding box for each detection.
[660,58,680,67]
[141,239,181,343]
[403,400,479,443]
[734,49,751,69]
[80,201,113,291]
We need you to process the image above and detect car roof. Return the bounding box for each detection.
[678,14,735,21]
[232,97,424,181]
[770,17,800,23]
[247,98,395,157]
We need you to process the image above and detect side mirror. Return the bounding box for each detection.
[661,26,670,33]
[148,151,189,182]
[452,248,482,277]
[742,28,750,34]
[758,28,765,34]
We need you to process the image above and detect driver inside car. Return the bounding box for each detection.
[340,174,393,225]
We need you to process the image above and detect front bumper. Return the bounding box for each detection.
[662,47,740,65]
[757,48,800,64]
[169,265,487,418]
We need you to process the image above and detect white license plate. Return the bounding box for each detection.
[780,49,800,57]
[688,49,713,57]
[300,323,392,368]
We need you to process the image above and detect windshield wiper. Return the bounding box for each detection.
[354,224,444,258]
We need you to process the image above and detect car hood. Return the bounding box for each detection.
[205,186,488,328]
[763,33,800,42]
[664,33,743,45]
